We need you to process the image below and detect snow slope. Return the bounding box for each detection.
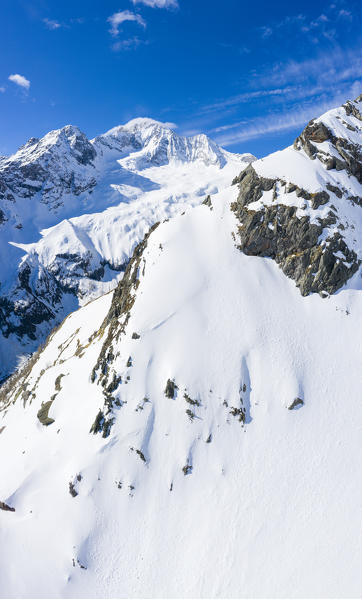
[0,170,361,597]
[0,119,254,380]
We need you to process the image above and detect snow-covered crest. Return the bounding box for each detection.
[232,94,362,296]
[0,172,361,597]
[94,117,254,168]
[0,96,362,597]
[0,118,255,380]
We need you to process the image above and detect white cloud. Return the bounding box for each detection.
[213,83,361,147]
[214,111,312,146]
[259,14,305,39]
[258,7,349,43]
[43,18,62,30]
[112,37,148,51]
[201,88,295,113]
[261,46,362,88]
[131,0,178,7]
[8,74,30,90]
[203,82,357,119]
[107,11,146,36]
[339,9,352,20]
[209,119,249,134]
[260,26,273,38]
[182,44,362,148]
[0,87,5,93]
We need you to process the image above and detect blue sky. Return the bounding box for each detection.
[1,0,361,157]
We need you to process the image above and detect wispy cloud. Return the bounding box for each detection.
[0,87,5,93]
[260,26,273,38]
[259,13,305,39]
[112,37,148,51]
[164,3,361,151]
[131,0,178,8]
[8,74,30,90]
[258,4,353,44]
[209,119,249,134]
[42,16,84,30]
[338,9,352,20]
[203,84,339,116]
[107,11,146,36]
[174,38,362,150]
[215,110,312,146]
[43,18,62,30]
[213,83,361,146]
[260,46,362,88]
[201,87,296,113]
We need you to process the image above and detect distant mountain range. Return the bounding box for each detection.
[0,118,255,380]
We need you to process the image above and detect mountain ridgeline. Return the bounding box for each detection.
[0,118,255,380]
[232,95,362,296]
[0,98,361,599]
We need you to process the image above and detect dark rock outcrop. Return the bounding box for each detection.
[37,400,55,426]
[88,222,160,437]
[232,165,359,296]
[0,501,15,512]
[294,102,362,183]
[231,96,362,296]
[165,379,178,399]
[288,398,304,410]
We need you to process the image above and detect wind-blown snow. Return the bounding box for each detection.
[0,183,361,598]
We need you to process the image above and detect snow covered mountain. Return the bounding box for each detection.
[0,96,361,598]
[232,96,362,296]
[0,119,255,380]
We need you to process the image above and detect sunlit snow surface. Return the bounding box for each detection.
[0,119,254,378]
[0,185,361,598]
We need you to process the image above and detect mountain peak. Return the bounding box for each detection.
[96,118,237,169]
[5,124,96,169]
[54,123,85,137]
[123,117,176,131]
[102,118,175,140]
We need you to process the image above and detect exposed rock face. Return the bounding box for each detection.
[232,95,362,297]
[88,223,160,436]
[288,398,304,410]
[0,501,15,512]
[0,126,97,208]
[344,94,362,119]
[0,260,64,341]
[294,100,362,183]
[232,165,359,296]
[0,248,128,383]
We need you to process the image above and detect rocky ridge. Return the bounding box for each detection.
[0,155,361,598]
[0,126,97,212]
[232,95,362,296]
